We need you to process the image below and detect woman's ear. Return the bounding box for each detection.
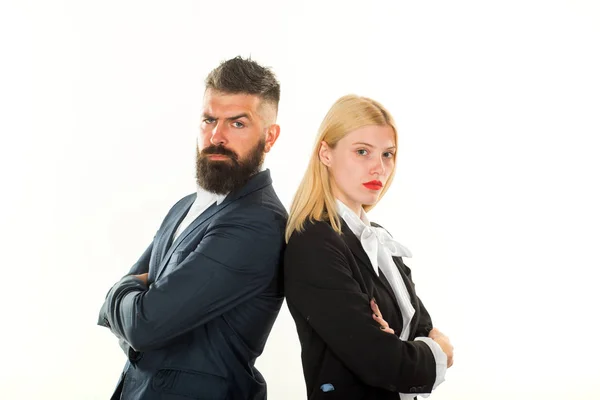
[318,141,332,166]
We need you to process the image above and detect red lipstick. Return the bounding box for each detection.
[362,180,383,190]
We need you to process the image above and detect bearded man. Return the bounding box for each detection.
[98,56,287,400]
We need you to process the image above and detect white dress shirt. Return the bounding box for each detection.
[172,186,227,242]
[336,200,447,399]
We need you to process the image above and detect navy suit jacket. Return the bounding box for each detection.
[98,170,287,400]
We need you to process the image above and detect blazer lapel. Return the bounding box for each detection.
[392,257,421,337]
[340,222,402,317]
[153,195,195,272]
[155,200,223,280]
[155,169,274,280]
[341,222,372,271]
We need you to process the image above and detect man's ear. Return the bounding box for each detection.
[264,124,281,153]
[318,141,332,166]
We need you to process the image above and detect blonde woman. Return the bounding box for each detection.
[284,95,453,400]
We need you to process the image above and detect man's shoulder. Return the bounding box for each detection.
[228,185,287,219]
[222,200,286,230]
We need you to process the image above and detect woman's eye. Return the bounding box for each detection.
[357,149,368,156]
[383,152,395,158]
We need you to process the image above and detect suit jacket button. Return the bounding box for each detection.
[409,387,417,393]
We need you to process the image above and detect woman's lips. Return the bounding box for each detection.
[362,181,383,190]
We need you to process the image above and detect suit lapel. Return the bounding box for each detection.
[154,169,274,280]
[392,257,421,337]
[340,222,402,318]
[341,222,372,271]
[153,195,195,272]
[369,222,422,337]
[155,200,225,280]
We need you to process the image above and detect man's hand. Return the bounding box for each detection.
[429,327,454,367]
[132,273,149,286]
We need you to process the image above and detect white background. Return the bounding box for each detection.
[1,1,599,399]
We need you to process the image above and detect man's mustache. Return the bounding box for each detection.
[200,145,238,161]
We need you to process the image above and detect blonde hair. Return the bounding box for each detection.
[285,95,399,242]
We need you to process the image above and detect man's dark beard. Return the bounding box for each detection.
[196,138,265,195]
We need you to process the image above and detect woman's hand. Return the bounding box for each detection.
[370,298,395,335]
[429,327,454,368]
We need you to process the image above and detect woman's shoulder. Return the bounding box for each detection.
[287,219,345,249]
[284,219,351,278]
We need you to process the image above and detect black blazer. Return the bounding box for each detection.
[284,220,437,400]
[98,170,287,400]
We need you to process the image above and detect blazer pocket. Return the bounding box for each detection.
[152,368,229,399]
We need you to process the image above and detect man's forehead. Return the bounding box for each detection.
[202,90,261,117]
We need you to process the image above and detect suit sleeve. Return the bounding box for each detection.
[126,241,153,275]
[97,207,284,352]
[97,241,153,330]
[414,297,434,338]
[284,224,437,393]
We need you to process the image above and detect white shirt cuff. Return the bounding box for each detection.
[399,337,447,399]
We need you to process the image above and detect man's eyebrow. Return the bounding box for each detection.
[201,113,252,121]
[225,113,251,121]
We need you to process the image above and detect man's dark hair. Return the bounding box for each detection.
[205,56,280,111]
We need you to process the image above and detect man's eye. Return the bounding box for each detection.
[232,121,245,128]
[203,118,216,124]
[357,149,368,156]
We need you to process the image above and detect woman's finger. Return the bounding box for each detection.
[380,326,395,334]
[372,313,395,334]
[370,299,382,318]
[370,299,395,334]
[372,313,388,327]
